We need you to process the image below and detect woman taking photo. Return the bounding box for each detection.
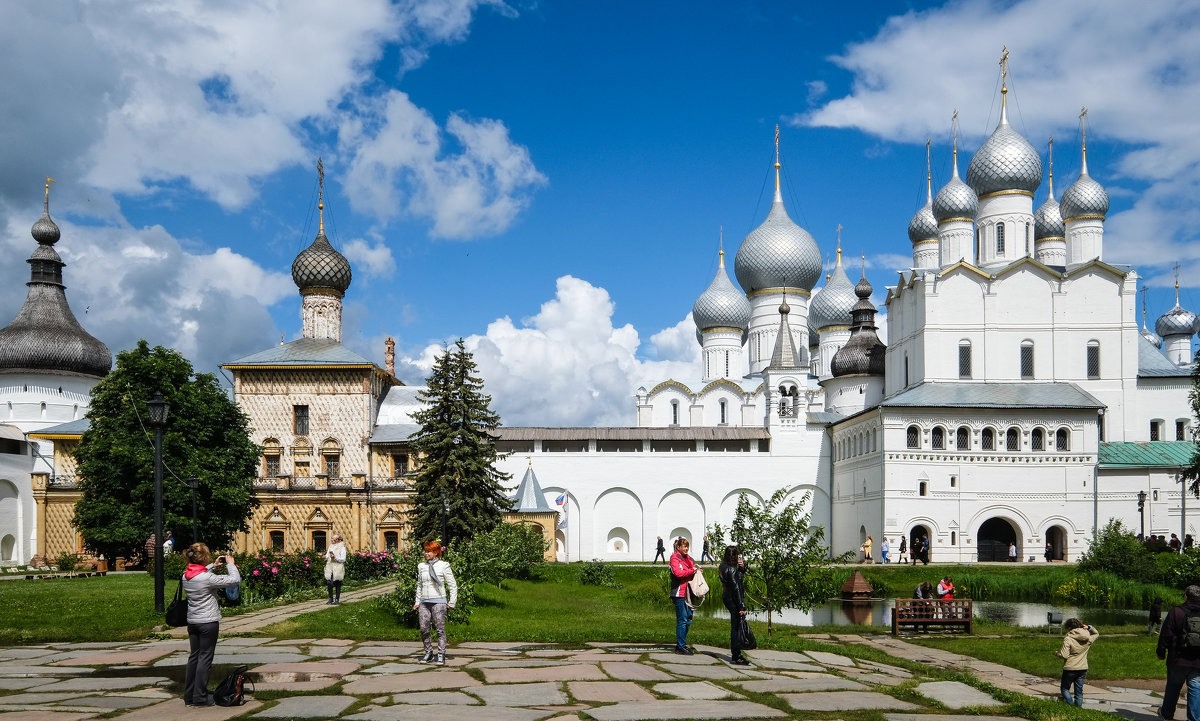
[413,540,457,665]
[668,536,696,655]
[182,543,241,707]
[718,545,750,665]
[325,532,346,605]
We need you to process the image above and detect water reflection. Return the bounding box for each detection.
[700,599,1146,628]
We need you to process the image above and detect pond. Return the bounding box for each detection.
[699,598,1148,628]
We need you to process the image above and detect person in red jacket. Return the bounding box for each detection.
[668,537,696,655]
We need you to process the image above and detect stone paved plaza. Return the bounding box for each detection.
[0,633,1168,720]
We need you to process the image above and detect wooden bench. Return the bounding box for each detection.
[892,598,973,635]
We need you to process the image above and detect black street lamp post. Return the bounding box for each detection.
[1137,490,1148,539]
[188,475,199,543]
[147,392,170,613]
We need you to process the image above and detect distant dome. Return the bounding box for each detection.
[966,110,1042,197]
[1156,302,1197,337]
[1141,326,1162,349]
[734,193,822,293]
[933,170,978,224]
[292,232,351,293]
[907,202,938,245]
[1060,172,1109,221]
[808,256,856,333]
[1033,193,1064,240]
[692,252,751,337]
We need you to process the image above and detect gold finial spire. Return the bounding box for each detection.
[526,455,532,469]
[718,226,725,267]
[1079,107,1089,175]
[951,110,961,178]
[43,177,55,212]
[861,251,867,279]
[1175,262,1182,306]
[1140,285,1150,329]
[317,157,326,236]
[836,224,843,265]
[1047,136,1055,197]
[280,332,285,346]
[773,124,781,194]
[924,137,932,202]
[999,45,1010,109]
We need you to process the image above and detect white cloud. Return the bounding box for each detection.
[397,276,700,426]
[343,237,396,278]
[794,0,1200,284]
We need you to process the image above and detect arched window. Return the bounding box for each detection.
[959,340,972,379]
[1025,221,1031,255]
[671,400,679,425]
[1179,420,1189,441]
[321,438,342,477]
[996,222,1006,254]
[919,481,927,496]
[956,426,970,451]
[1031,427,1045,451]
[1006,427,1020,451]
[872,429,878,452]
[907,425,920,449]
[1020,340,1034,379]
[1086,341,1100,380]
[719,399,727,425]
[1056,427,1070,452]
[982,427,995,450]
[931,426,945,450]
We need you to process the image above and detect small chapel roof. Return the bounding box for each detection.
[1137,334,1193,378]
[224,338,374,368]
[880,381,1103,410]
[1099,441,1195,469]
[510,464,554,513]
[27,418,90,438]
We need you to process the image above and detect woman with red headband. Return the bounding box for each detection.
[413,540,457,665]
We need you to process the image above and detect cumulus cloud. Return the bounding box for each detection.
[343,237,396,278]
[793,0,1200,283]
[397,276,701,426]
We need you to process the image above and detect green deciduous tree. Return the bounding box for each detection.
[708,489,847,637]
[73,340,259,561]
[1183,348,1200,496]
[1076,518,1156,583]
[409,339,511,548]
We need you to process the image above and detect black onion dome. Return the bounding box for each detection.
[292,233,351,293]
[0,203,111,377]
[830,275,885,377]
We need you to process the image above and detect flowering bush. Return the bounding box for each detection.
[231,548,327,604]
[346,550,402,581]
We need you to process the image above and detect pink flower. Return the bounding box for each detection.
[272,567,279,574]
[253,570,260,576]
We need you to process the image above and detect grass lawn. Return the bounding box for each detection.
[912,632,1164,680]
[0,574,164,644]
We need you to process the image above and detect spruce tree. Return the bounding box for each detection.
[409,339,511,547]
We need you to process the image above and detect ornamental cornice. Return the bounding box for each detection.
[1063,214,1107,223]
[885,452,1093,464]
[978,189,1034,200]
[648,379,695,398]
[747,287,811,299]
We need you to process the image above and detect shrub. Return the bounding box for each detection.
[1160,547,1200,589]
[346,550,402,581]
[1053,575,1112,606]
[54,552,79,573]
[465,522,548,588]
[1077,519,1157,583]
[164,553,188,580]
[577,559,620,588]
[378,542,476,625]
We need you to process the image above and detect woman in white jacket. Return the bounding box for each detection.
[325,533,347,605]
[181,543,241,707]
[412,540,457,665]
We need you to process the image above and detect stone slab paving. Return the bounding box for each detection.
[480,664,607,683]
[804,649,856,666]
[916,680,1002,708]
[472,681,567,706]
[108,698,263,720]
[599,661,674,681]
[359,662,428,674]
[567,681,656,702]
[0,713,98,720]
[647,652,717,665]
[585,700,787,720]
[782,690,921,711]
[652,680,742,700]
[345,707,551,721]
[656,662,757,679]
[734,674,868,692]
[253,695,356,718]
[392,691,480,705]
[343,670,479,695]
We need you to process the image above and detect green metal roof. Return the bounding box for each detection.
[1099,441,1197,468]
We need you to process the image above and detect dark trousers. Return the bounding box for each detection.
[327,579,342,602]
[728,612,745,661]
[1161,664,1200,721]
[184,621,219,704]
[654,550,666,563]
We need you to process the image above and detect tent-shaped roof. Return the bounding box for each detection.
[510,465,554,513]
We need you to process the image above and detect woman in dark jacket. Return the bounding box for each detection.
[718,545,750,665]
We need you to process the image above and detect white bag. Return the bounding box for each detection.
[686,568,709,608]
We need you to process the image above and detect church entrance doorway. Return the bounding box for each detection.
[1046,525,1067,561]
[978,517,1018,562]
[909,525,930,564]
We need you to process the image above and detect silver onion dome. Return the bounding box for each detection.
[692,251,751,336]
[966,108,1042,196]
[734,192,822,293]
[0,194,112,378]
[1141,326,1162,349]
[907,202,938,244]
[292,232,352,293]
[1060,172,1109,221]
[1033,194,1064,240]
[1156,302,1197,337]
[933,172,978,223]
[808,254,856,332]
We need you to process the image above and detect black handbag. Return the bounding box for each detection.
[165,577,188,627]
[737,616,757,650]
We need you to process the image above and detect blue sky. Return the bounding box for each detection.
[2,1,1198,425]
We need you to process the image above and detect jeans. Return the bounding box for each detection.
[673,597,693,649]
[418,602,448,655]
[1060,668,1086,706]
[184,621,219,704]
[1161,665,1200,720]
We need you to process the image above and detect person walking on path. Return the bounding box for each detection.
[701,535,714,564]
[1008,541,1017,562]
[860,535,873,564]
[1055,618,1098,707]
[1045,541,1054,562]
[654,536,667,564]
[668,537,696,655]
[898,536,908,564]
[413,540,457,666]
[880,537,890,564]
[1158,585,1200,720]
[325,533,347,605]
[718,545,750,665]
[1150,596,1165,634]
[162,530,174,556]
[182,543,241,707]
